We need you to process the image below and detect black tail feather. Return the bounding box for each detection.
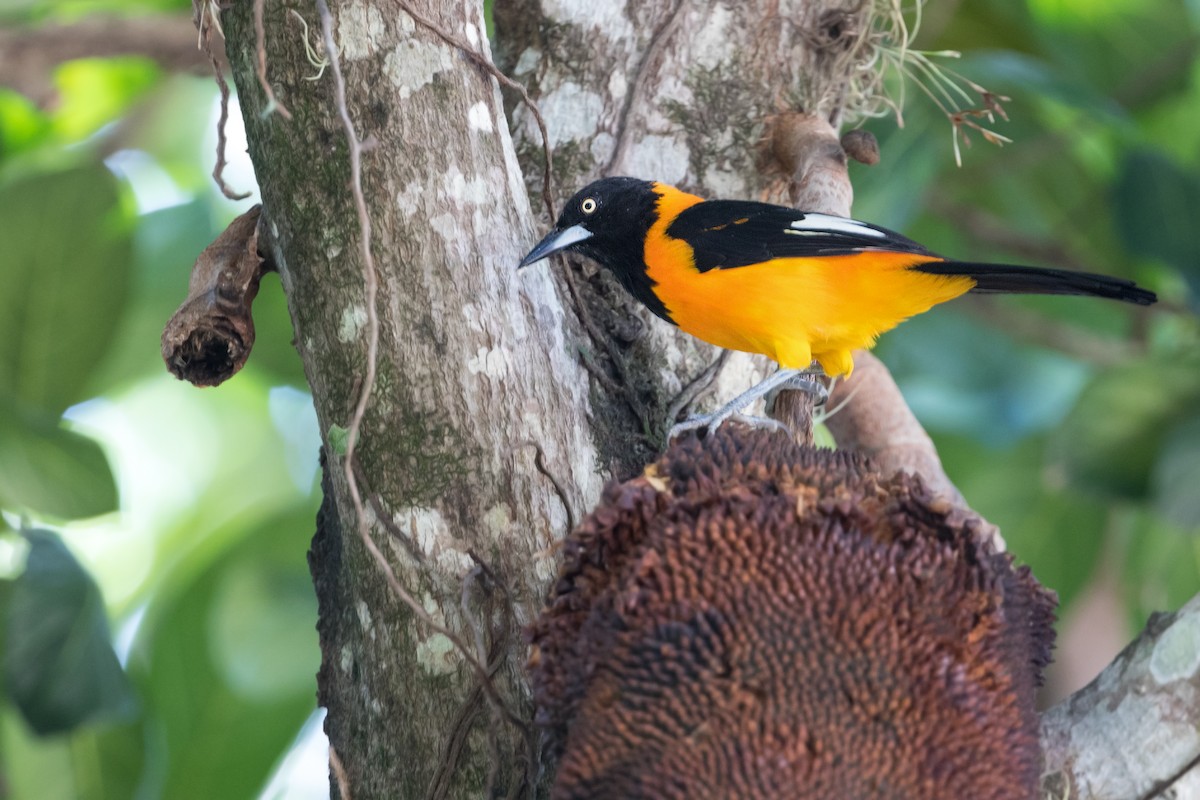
[915,261,1157,306]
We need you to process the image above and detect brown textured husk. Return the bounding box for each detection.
[528,427,1056,800]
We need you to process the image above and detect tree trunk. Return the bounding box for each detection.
[220,0,994,797]
[223,1,605,795]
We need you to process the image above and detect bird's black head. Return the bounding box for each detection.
[519,177,658,276]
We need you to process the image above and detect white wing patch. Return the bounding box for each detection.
[789,213,888,239]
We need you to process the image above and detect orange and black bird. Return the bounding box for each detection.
[519,178,1156,431]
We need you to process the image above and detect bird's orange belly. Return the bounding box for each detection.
[646,251,976,374]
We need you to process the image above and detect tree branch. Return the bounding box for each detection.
[0,15,207,106]
[1041,592,1200,800]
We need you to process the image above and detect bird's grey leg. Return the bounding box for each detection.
[668,366,827,439]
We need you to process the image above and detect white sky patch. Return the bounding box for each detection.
[268,386,320,493]
[467,101,494,133]
[202,93,260,209]
[257,709,330,800]
[104,150,189,214]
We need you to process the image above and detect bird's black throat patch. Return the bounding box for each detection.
[565,178,674,324]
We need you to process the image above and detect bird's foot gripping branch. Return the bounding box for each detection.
[528,427,1056,799]
[666,366,829,439]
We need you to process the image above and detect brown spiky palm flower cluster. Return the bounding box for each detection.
[528,429,1056,799]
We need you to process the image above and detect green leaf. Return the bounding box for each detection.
[961,51,1128,122]
[1026,1,1196,101]
[2,530,136,735]
[878,308,1091,445]
[0,709,78,800]
[1121,510,1200,625]
[49,57,160,143]
[89,198,217,389]
[1113,150,1200,281]
[936,433,1105,611]
[208,557,320,701]
[0,400,117,520]
[127,508,317,799]
[0,89,50,158]
[0,165,133,414]
[1151,415,1200,529]
[117,76,225,192]
[1049,358,1200,500]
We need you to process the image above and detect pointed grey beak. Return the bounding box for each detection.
[518,224,593,268]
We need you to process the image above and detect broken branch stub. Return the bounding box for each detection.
[161,205,267,386]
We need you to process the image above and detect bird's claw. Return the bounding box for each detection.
[667,413,728,441]
[666,366,829,442]
[774,375,829,406]
[668,412,792,441]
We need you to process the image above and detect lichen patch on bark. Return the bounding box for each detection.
[541,82,607,146]
[1150,609,1200,683]
[467,101,494,132]
[336,1,385,61]
[383,39,454,99]
[337,304,367,343]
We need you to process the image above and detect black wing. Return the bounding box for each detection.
[664,200,935,272]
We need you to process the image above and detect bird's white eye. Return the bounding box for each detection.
[581,197,598,214]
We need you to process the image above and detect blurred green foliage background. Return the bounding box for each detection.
[0,0,1196,797]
